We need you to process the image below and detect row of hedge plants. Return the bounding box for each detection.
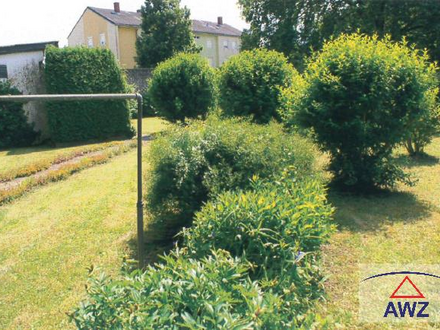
[147,34,439,193]
[144,115,320,241]
[146,49,298,124]
[71,169,335,329]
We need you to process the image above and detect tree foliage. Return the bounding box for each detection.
[239,0,440,69]
[136,0,198,68]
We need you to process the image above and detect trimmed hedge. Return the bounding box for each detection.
[145,115,319,241]
[0,81,38,148]
[45,46,134,143]
[218,49,297,123]
[148,53,217,123]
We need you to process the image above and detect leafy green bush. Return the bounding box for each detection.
[0,81,38,148]
[71,249,318,329]
[148,53,216,122]
[145,115,319,241]
[404,87,440,156]
[182,175,335,278]
[218,49,297,123]
[45,46,134,143]
[280,34,438,191]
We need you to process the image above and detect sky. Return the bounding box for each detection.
[0,0,248,47]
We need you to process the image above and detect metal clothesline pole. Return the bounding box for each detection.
[0,93,145,268]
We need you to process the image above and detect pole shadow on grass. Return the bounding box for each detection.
[126,214,179,268]
[328,189,432,233]
[126,235,173,268]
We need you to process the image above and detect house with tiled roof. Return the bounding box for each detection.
[68,2,242,68]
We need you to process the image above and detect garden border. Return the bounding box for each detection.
[0,93,145,268]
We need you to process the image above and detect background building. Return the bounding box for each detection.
[68,2,242,69]
[0,41,58,135]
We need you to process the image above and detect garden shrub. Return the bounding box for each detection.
[182,175,335,279]
[0,81,38,148]
[148,53,216,122]
[280,34,438,191]
[145,115,319,241]
[218,49,297,123]
[404,87,440,156]
[45,46,134,143]
[71,249,315,329]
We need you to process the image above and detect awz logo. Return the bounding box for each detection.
[384,276,429,318]
[361,271,440,320]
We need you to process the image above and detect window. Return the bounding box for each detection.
[100,33,106,46]
[223,40,228,49]
[0,65,7,81]
[232,41,237,50]
[87,36,94,48]
[194,36,200,40]
[207,40,213,49]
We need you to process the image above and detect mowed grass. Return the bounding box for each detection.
[319,137,440,329]
[0,118,167,176]
[0,117,168,330]
[0,150,141,329]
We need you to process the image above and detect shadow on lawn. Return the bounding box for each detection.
[126,233,174,268]
[394,153,439,169]
[328,190,432,233]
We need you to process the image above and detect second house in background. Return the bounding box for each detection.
[68,2,242,69]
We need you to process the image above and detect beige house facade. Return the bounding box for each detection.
[68,3,242,69]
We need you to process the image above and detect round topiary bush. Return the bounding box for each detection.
[280,34,439,191]
[148,53,216,122]
[0,81,38,148]
[145,115,319,241]
[218,49,297,123]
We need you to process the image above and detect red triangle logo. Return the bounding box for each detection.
[390,276,425,299]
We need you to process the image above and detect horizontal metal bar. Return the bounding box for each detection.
[0,94,139,102]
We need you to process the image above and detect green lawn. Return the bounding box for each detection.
[0,150,142,329]
[319,137,440,328]
[0,117,438,329]
[0,118,167,177]
[131,116,169,137]
[0,117,168,330]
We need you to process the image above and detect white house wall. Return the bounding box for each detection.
[0,50,48,136]
[217,35,241,66]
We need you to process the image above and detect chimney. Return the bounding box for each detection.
[217,16,223,25]
[114,2,120,13]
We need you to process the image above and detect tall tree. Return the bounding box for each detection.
[136,0,198,68]
[239,0,440,69]
[238,0,343,69]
